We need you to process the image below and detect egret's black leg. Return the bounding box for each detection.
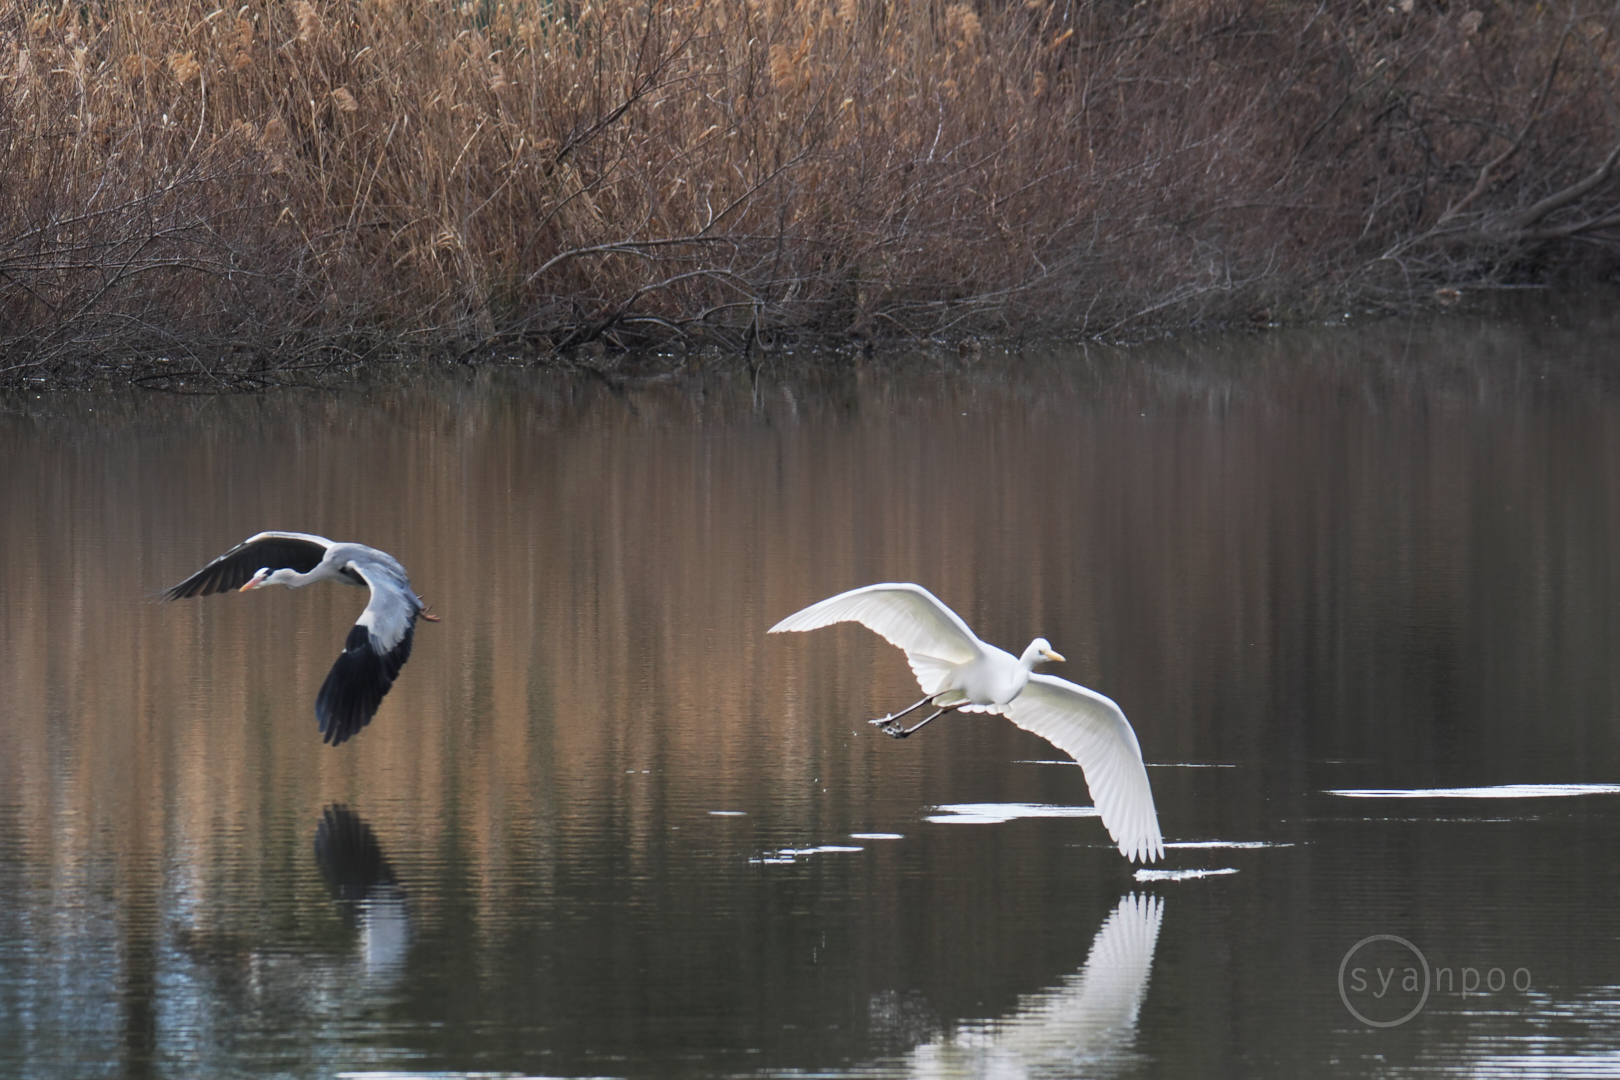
[880,702,965,739]
[869,694,934,729]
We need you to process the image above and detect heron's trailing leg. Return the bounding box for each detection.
[868,694,933,729]
[876,702,965,739]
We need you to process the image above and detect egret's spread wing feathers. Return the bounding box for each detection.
[162,532,333,599]
[768,584,984,682]
[317,559,423,746]
[905,653,967,698]
[1009,674,1164,863]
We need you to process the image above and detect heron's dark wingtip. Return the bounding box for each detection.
[158,573,224,601]
[315,622,415,746]
[156,578,197,602]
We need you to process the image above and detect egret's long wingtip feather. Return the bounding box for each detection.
[1010,674,1164,865]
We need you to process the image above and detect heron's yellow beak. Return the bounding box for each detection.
[1043,648,1066,663]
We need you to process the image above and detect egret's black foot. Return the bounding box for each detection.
[881,724,911,739]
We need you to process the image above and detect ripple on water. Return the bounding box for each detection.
[1329,784,1620,799]
[925,803,1099,824]
[1134,868,1240,882]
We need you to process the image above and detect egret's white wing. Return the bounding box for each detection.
[1008,674,1164,863]
[768,583,983,693]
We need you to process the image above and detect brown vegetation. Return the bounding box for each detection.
[2,0,1618,385]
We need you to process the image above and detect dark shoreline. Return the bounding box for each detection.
[6,286,1617,403]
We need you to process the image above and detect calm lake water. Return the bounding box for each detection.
[5,305,1620,1078]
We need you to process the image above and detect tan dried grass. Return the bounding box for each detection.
[294,2,321,44]
[945,3,980,45]
[167,51,202,85]
[2,0,1618,379]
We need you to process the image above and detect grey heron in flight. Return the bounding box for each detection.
[769,583,1164,863]
[163,532,437,746]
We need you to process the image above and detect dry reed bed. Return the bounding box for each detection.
[2,0,1618,385]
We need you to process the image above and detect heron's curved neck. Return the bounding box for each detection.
[266,567,320,589]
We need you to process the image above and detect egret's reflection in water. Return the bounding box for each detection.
[856,893,1164,1079]
[315,805,411,984]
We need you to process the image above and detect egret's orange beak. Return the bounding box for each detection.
[1044,648,1066,663]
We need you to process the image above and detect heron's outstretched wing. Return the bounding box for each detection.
[767,583,984,694]
[162,532,333,599]
[315,557,421,746]
[1009,674,1164,863]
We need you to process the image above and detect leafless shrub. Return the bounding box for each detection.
[0,0,1616,386]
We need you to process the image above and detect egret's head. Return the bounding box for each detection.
[1029,638,1066,665]
[240,567,292,591]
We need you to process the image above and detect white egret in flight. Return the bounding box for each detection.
[769,583,1163,863]
[162,532,437,746]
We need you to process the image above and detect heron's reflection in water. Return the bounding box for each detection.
[875,893,1165,1079]
[314,805,410,983]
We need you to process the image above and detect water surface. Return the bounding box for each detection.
[5,307,1620,1077]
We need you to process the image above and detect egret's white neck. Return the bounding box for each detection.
[1019,638,1064,670]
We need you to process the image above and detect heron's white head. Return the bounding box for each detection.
[240,567,296,591]
[1025,638,1066,666]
